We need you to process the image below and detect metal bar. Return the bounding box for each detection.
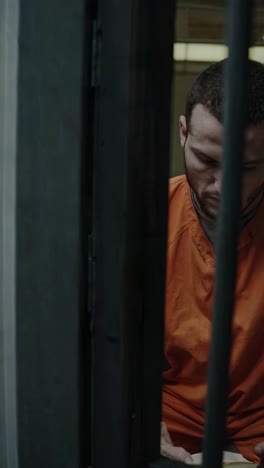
[92,1,175,467]
[91,0,132,466]
[0,1,20,467]
[79,0,95,465]
[135,0,175,462]
[202,2,253,468]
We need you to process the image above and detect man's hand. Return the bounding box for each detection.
[160,422,193,464]
[254,442,264,467]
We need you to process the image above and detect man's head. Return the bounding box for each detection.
[179,59,264,220]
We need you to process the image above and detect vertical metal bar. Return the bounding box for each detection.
[79,1,95,466]
[92,1,175,467]
[202,2,253,468]
[92,0,132,466]
[127,0,175,463]
[0,1,19,467]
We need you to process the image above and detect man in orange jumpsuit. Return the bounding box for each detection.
[161,59,264,465]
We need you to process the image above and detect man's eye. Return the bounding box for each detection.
[198,155,217,166]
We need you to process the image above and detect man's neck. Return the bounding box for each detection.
[191,189,264,246]
[191,190,216,244]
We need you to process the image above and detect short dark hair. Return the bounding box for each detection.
[185,58,264,129]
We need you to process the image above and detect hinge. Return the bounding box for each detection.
[90,19,101,88]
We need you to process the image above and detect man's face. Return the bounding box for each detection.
[179,104,264,220]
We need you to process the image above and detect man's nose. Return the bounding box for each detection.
[214,171,222,193]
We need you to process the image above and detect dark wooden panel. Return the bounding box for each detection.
[15,1,92,467]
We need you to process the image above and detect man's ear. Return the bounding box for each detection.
[179,115,188,148]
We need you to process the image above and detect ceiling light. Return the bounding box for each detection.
[173,43,264,63]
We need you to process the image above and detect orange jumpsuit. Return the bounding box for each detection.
[162,175,264,463]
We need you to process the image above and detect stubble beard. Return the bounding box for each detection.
[183,151,218,222]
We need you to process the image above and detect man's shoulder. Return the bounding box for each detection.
[169,175,187,199]
[167,175,192,245]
